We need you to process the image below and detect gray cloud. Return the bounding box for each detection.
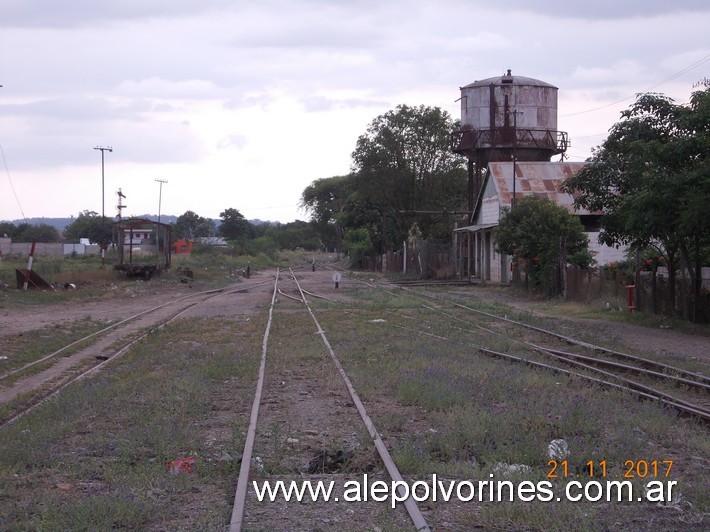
[1,0,708,222]
[0,0,235,28]
[501,0,709,18]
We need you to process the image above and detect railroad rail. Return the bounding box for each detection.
[0,264,706,529]
[0,277,274,425]
[317,264,709,424]
[229,268,431,531]
[387,282,710,425]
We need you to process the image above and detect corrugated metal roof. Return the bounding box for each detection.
[454,223,498,233]
[487,161,592,214]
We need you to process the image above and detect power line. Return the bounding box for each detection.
[0,144,27,222]
[561,53,710,117]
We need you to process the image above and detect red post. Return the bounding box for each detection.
[625,284,635,313]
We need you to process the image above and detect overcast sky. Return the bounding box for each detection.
[1,0,709,224]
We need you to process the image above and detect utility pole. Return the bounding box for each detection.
[94,146,113,218]
[511,110,523,208]
[155,179,168,256]
[155,179,168,224]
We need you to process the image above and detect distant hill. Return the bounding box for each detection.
[4,217,77,232]
[3,216,177,232]
[3,215,277,233]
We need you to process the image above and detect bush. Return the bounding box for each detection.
[496,196,590,293]
[343,228,374,269]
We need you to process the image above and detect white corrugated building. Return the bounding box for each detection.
[454,161,628,284]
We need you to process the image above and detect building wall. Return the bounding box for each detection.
[0,242,101,257]
[121,244,157,255]
[587,237,627,265]
[480,197,501,225]
[172,239,193,254]
[471,229,619,285]
[488,230,502,282]
[478,176,501,225]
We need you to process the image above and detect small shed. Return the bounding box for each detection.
[173,239,193,254]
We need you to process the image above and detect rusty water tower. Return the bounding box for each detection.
[452,70,569,213]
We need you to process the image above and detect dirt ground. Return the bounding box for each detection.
[0,279,201,337]
[467,285,709,364]
[0,275,274,408]
[1,269,708,530]
[1,270,707,393]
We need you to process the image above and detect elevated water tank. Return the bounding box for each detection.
[452,70,568,164]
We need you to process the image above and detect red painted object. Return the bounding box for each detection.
[167,456,197,475]
[625,284,635,313]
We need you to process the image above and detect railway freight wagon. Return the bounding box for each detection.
[113,217,172,278]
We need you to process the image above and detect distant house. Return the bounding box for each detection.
[197,236,228,247]
[123,228,153,245]
[172,239,193,254]
[455,161,627,284]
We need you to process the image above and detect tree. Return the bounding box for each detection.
[15,223,61,243]
[676,85,710,320]
[342,227,375,269]
[267,220,321,251]
[563,87,710,319]
[174,211,215,240]
[0,222,17,239]
[495,196,591,293]
[219,208,253,241]
[63,211,113,247]
[300,174,352,253]
[350,104,467,253]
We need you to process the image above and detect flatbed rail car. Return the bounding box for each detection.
[114,262,163,279]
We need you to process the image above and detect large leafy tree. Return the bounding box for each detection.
[63,211,112,246]
[563,86,710,319]
[174,210,216,240]
[496,196,591,293]
[350,104,467,253]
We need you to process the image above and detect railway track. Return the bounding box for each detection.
[0,277,274,425]
[315,265,709,423]
[384,281,710,425]
[1,267,434,529]
[0,265,706,529]
[229,268,431,531]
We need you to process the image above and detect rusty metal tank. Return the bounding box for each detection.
[453,70,568,164]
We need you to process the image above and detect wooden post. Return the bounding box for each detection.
[559,236,567,300]
[23,241,36,290]
[635,249,641,312]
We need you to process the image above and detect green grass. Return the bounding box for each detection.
[0,273,707,530]
[0,318,111,373]
[316,303,709,530]
[0,315,263,530]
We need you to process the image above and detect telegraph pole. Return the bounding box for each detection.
[155,179,168,224]
[94,146,113,218]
